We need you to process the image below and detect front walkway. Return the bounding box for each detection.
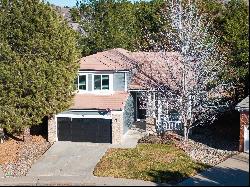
[112,121,147,149]
[178,153,249,186]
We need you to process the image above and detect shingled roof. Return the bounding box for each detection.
[79,48,138,71]
[129,51,184,91]
[70,92,129,111]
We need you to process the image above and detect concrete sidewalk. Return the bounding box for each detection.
[0,175,163,186]
[178,153,249,186]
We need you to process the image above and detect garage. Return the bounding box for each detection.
[57,117,112,143]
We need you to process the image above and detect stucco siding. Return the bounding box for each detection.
[113,72,125,91]
[88,74,92,91]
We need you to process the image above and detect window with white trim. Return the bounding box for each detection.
[94,75,109,90]
[79,75,87,90]
[74,74,87,91]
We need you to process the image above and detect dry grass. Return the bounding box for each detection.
[94,143,210,184]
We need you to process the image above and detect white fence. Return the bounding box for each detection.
[156,120,183,131]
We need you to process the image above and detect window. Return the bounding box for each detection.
[74,74,87,91]
[79,75,87,90]
[94,75,109,90]
[168,110,180,121]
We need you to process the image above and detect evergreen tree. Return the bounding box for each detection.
[219,0,249,98]
[78,0,138,56]
[0,0,80,135]
[134,0,167,51]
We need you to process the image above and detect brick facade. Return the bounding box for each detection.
[239,111,249,152]
[48,115,57,143]
[111,112,124,144]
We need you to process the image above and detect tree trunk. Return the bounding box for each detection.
[184,123,189,141]
[23,127,31,142]
[0,128,4,144]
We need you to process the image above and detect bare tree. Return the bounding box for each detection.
[133,0,233,141]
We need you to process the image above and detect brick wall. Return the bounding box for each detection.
[239,111,249,152]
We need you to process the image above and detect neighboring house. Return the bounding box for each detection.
[48,48,183,144]
[51,5,84,34]
[235,96,249,153]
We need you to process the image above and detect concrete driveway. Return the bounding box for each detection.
[27,142,109,177]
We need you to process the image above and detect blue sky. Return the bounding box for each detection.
[46,0,144,7]
[46,0,78,7]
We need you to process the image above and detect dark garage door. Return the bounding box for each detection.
[57,118,112,143]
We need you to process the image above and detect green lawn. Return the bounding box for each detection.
[94,143,210,184]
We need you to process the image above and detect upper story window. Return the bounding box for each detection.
[94,75,109,90]
[79,75,87,90]
[74,74,87,91]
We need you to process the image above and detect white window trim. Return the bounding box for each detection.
[92,74,113,93]
[78,73,88,93]
[125,72,128,92]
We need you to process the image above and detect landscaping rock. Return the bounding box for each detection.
[139,132,239,166]
[172,135,238,166]
[1,135,51,177]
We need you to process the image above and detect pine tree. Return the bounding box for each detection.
[0,0,80,137]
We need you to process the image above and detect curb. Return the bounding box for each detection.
[0,176,166,186]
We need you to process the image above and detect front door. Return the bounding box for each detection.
[137,96,146,120]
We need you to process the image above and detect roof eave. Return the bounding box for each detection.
[78,69,130,72]
[69,107,123,111]
[235,106,249,112]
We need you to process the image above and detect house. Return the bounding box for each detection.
[235,96,249,153]
[47,48,183,144]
